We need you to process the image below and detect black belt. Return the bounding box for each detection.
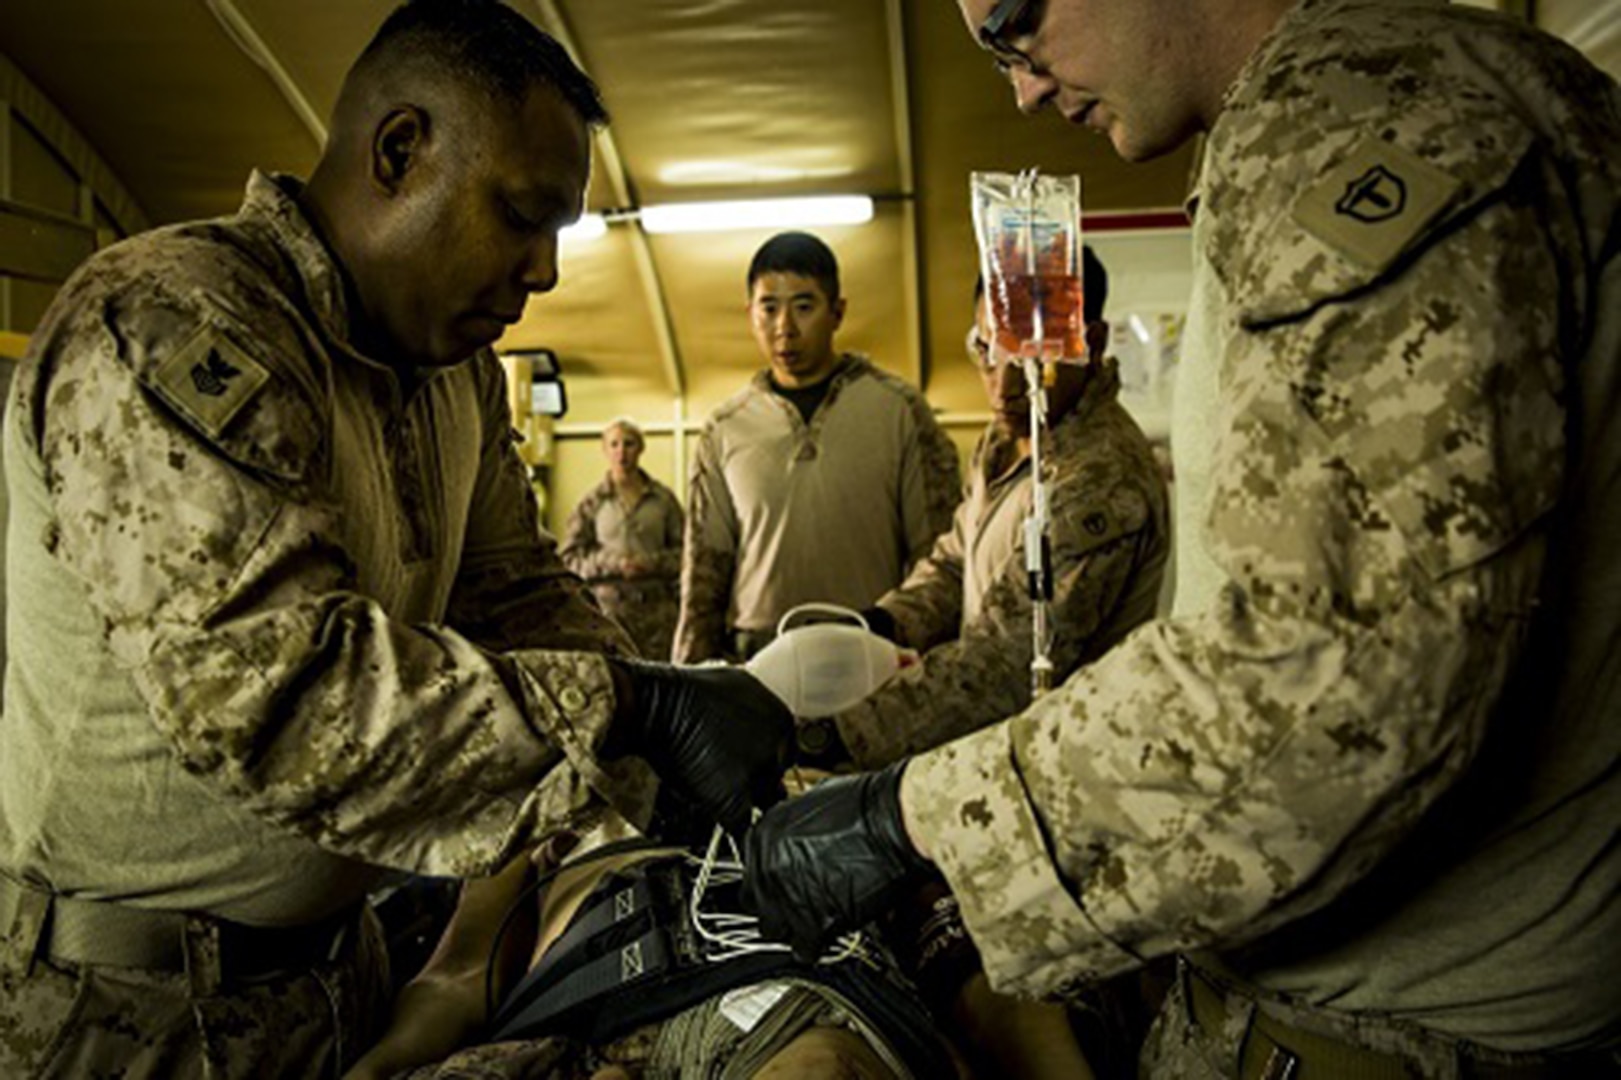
[1183,960,1620,1080]
[0,872,361,994]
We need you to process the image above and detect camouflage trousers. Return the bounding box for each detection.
[1140,957,1621,1079]
[591,580,679,662]
[0,904,390,1079]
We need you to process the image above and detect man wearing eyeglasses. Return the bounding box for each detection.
[745,0,1621,1075]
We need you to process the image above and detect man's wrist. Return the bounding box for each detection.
[861,605,899,643]
[602,658,644,758]
[896,759,933,863]
[608,660,635,715]
[866,760,933,879]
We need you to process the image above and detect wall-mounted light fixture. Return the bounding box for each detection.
[502,348,568,419]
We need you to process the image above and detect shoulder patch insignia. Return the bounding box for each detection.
[1292,135,1462,272]
[151,325,271,439]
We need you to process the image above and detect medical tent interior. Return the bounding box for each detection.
[0,0,1617,535]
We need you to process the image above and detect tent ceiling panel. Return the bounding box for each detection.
[559,0,902,206]
[230,0,393,126]
[0,0,319,225]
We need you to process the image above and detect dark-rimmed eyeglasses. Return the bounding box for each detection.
[976,0,1046,75]
[965,326,1013,372]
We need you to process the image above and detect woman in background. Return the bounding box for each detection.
[560,418,685,659]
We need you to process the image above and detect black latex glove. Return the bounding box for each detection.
[741,761,932,961]
[608,660,793,841]
[859,606,899,644]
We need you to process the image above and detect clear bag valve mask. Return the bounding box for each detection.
[745,604,902,718]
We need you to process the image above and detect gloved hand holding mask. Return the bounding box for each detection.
[607,659,793,842]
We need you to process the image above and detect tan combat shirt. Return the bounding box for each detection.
[905,0,1621,1051]
[0,173,644,924]
[834,363,1168,768]
[673,355,961,662]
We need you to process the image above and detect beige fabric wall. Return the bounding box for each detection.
[0,53,143,334]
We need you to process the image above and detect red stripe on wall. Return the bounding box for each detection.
[1081,210,1190,232]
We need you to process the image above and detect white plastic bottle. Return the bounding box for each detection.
[745,604,903,717]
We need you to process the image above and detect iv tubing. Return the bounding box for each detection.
[1019,170,1057,698]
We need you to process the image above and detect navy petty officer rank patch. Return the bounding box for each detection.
[151,326,271,439]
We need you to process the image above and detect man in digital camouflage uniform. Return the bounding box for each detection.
[815,246,1168,773]
[672,232,962,664]
[0,3,790,1076]
[744,0,1621,1075]
[807,248,1169,1080]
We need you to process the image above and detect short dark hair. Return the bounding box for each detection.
[974,244,1109,323]
[1080,245,1108,322]
[747,232,841,304]
[355,0,608,127]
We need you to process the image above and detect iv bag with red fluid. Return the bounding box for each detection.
[970,171,1085,363]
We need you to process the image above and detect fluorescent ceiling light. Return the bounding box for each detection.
[658,160,848,185]
[560,213,607,242]
[640,196,874,235]
[1128,314,1152,344]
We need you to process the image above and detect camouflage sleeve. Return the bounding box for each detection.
[903,151,1563,999]
[869,498,967,651]
[555,486,618,586]
[838,476,1158,770]
[897,388,964,568]
[672,424,736,663]
[27,296,647,879]
[875,486,959,648]
[445,357,634,656]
